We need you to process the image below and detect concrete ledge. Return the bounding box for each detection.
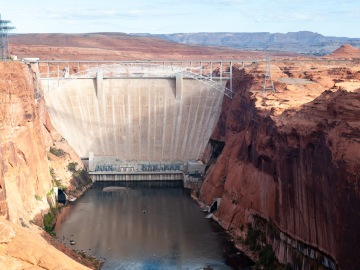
[89,171,182,175]
[90,172,183,182]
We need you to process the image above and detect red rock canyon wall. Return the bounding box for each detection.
[200,65,360,270]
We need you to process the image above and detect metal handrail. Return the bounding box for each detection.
[42,62,233,98]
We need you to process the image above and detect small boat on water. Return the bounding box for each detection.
[205,213,213,219]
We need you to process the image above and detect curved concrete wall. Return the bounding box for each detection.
[42,77,224,162]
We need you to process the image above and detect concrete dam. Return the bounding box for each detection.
[39,61,234,181]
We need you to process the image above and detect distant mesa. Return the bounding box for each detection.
[132,31,360,55]
[329,44,360,59]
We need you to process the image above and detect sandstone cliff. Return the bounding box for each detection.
[0,62,93,269]
[0,62,52,223]
[0,217,89,270]
[201,61,360,270]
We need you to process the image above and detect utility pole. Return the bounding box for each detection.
[0,14,16,61]
[262,54,275,92]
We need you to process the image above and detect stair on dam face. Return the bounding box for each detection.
[42,76,225,165]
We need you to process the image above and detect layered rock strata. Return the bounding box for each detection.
[200,62,360,270]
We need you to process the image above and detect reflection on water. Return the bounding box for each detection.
[55,181,253,270]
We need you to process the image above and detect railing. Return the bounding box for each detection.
[36,60,262,98]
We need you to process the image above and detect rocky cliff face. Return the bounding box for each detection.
[0,62,52,223]
[0,62,91,222]
[200,62,360,270]
[0,62,93,269]
[0,217,90,270]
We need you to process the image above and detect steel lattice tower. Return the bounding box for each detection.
[0,14,15,61]
[262,54,275,92]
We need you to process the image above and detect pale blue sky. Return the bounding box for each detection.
[1,0,359,37]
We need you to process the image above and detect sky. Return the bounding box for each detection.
[1,0,359,38]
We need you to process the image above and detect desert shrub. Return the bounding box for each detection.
[73,169,92,185]
[49,168,65,189]
[19,217,28,228]
[43,208,57,235]
[34,194,42,201]
[245,223,261,250]
[49,167,56,179]
[258,244,276,268]
[49,147,66,157]
[67,162,78,172]
[54,179,65,190]
[46,188,54,196]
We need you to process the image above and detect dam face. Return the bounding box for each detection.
[41,63,227,178]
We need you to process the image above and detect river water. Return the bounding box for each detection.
[54,181,253,270]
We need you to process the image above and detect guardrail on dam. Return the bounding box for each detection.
[37,60,248,181]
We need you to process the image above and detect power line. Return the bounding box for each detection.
[0,14,16,61]
[262,54,275,93]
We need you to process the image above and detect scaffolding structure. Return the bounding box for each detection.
[262,54,275,92]
[0,14,15,61]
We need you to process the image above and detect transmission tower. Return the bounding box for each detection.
[0,14,15,61]
[262,54,275,92]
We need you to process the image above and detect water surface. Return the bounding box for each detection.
[55,181,253,269]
